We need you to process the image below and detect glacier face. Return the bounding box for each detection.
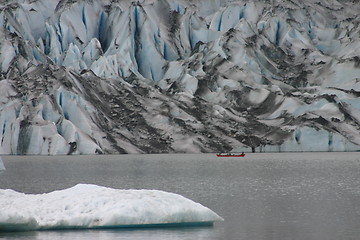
[1,0,360,154]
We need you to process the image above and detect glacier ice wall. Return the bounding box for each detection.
[1,0,360,154]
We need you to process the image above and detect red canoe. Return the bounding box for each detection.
[216,153,245,157]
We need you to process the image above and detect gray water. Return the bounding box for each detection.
[1,152,360,240]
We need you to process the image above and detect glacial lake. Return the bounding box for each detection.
[1,152,360,240]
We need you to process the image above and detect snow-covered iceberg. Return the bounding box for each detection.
[0,184,223,231]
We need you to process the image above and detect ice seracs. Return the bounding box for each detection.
[0,184,223,231]
[1,0,360,154]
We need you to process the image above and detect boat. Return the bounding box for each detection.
[216,152,245,157]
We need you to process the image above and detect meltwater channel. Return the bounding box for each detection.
[1,152,360,240]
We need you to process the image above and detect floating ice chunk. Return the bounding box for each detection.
[0,156,4,171]
[0,184,223,231]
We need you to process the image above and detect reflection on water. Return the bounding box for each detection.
[1,227,220,240]
[1,153,360,240]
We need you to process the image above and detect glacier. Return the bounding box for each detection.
[1,0,360,154]
[0,184,223,231]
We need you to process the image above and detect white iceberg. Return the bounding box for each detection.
[0,184,223,231]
